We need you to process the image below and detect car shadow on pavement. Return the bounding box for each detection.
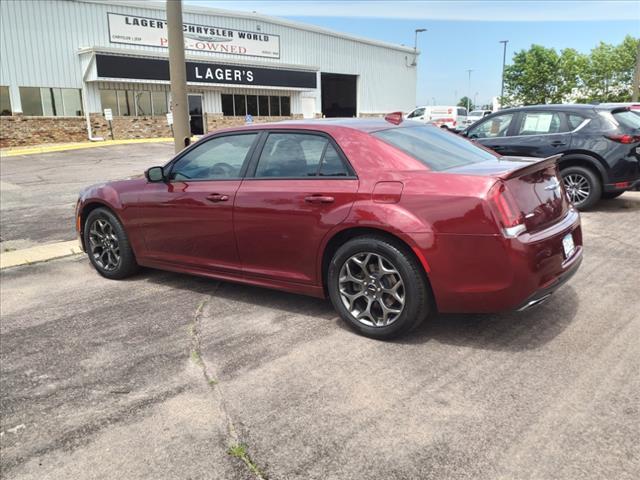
[397,286,580,352]
[587,194,640,212]
[139,267,579,353]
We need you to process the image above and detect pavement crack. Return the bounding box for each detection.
[188,286,268,480]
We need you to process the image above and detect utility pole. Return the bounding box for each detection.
[499,40,509,106]
[167,0,190,153]
[633,38,640,102]
[466,69,473,112]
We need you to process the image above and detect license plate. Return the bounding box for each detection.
[562,233,575,258]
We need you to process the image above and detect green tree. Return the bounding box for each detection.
[581,35,638,102]
[503,45,562,105]
[457,96,474,111]
[503,36,639,105]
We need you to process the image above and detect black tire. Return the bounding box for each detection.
[84,207,138,279]
[601,191,624,200]
[560,166,602,210]
[327,235,432,339]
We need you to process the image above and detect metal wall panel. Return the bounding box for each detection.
[0,0,417,114]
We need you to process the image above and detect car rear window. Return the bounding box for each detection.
[613,110,640,130]
[373,125,497,171]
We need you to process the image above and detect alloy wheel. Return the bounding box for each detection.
[88,218,121,271]
[338,252,405,327]
[563,173,590,205]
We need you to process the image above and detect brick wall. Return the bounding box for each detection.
[0,113,305,148]
[205,114,303,132]
[0,115,87,148]
[90,115,172,140]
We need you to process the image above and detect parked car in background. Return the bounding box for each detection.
[465,109,493,127]
[461,104,640,209]
[76,117,582,339]
[405,106,468,131]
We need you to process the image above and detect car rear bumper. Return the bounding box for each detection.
[515,250,582,311]
[426,208,583,314]
[603,177,640,192]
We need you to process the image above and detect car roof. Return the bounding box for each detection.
[205,117,416,136]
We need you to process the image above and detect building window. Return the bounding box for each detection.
[151,91,168,116]
[258,95,269,116]
[100,89,169,116]
[233,94,246,117]
[0,86,11,115]
[18,87,82,116]
[221,94,291,117]
[221,94,234,116]
[270,96,281,116]
[100,90,118,115]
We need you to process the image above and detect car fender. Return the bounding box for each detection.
[557,151,610,184]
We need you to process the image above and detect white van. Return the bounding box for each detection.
[405,105,468,131]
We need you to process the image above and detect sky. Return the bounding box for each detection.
[184,1,640,108]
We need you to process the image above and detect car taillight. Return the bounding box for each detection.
[488,181,526,238]
[606,134,640,144]
[452,120,457,126]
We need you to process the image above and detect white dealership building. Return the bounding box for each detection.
[0,0,419,146]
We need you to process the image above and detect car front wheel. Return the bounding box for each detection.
[327,236,432,339]
[84,207,138,279]
[561,166,602,210]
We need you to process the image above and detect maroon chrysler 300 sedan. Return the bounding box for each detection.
[76,116,583,339]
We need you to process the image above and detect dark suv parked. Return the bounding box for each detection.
[461,104,640,209]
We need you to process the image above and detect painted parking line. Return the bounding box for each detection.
[0,241,83,269]
[0,138,177,157]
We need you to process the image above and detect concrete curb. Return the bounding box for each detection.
[1,241,83,269]
[0,138,177,157]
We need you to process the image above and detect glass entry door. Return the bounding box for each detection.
[188,94,204,135]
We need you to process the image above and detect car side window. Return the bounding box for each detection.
[567,114,586,130]
[516,112,566,136]
[170,133,258,181]
[408,108,425,118]
[468,113,514,138]
[255,133,350,178]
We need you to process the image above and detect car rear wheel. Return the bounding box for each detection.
[327,236,432,339]
[84,208,138,279]
[561,166,602,210]
[601,191,625,200]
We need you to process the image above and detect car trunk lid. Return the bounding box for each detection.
[449,154,570,234]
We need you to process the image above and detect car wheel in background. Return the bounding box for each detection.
[327,236,432,339]
[561,166,602,210]
[601,191,625,200]
[84,207,138,280]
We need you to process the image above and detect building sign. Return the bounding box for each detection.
[95,54,317,89]
[107,13,280,59]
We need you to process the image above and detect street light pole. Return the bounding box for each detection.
[499,40,509,106]
[412,28,426,66]
[167,0,190,153]
[466,69,473,112]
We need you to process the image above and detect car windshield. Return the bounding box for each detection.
[469,111,483,117]
[373,125,497,171]
[613,110,640,130]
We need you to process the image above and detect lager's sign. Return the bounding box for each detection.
[107,13,280,59]
[95,54,317,89]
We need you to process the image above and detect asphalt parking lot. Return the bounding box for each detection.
[1,144,639,479]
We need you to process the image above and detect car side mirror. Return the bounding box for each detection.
[145,166,165,182]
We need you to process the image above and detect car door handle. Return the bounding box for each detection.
[550,140,567,146]
[304,195,335,204]
[206,193,229,202]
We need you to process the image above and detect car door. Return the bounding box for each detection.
[137,132,259,272]
[504,110,572,158]
[466,112,519,155]
[234,130,359,284]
